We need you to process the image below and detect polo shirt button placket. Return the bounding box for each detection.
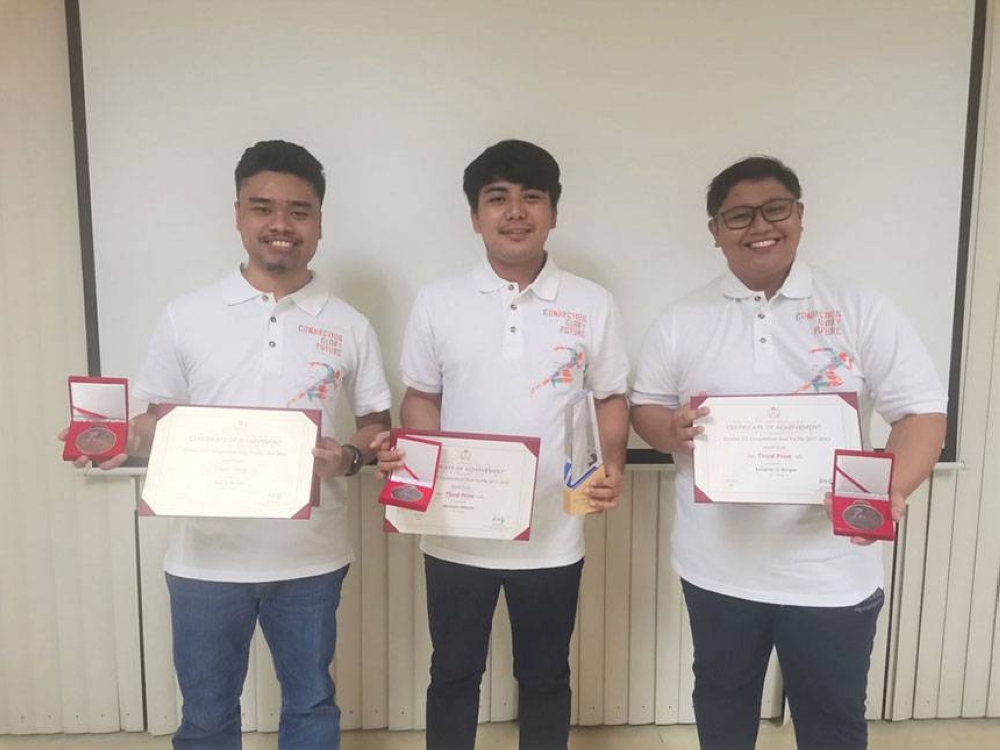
[263,295,281,372]
[752,296,773,373]
[503,284,524,357]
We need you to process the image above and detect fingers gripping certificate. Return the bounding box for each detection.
[692,393,862,504]
[383,431,539,540]
[140,405,320,519]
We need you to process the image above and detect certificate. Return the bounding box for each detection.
[140,405,320,519]
[383,430,539,540]
[692,393,861,504]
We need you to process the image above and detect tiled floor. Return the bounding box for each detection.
[1,719,1000,749]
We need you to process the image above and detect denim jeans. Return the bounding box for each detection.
[682,579,884,750]
[166,567,348,749]
[424,554,583,750]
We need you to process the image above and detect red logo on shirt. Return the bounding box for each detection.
[543,308,588,337]
[298,325,343,356]
[796,309,842,336]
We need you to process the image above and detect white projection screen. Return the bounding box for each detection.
[74,0,976,457]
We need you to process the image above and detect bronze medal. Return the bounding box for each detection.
[391,485,424,502]
[75,425,117,455]
[842,502,884,531]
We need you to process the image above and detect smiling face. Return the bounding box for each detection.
[235,170,322,291]
[472,180,556,284]
[709,177,803,298]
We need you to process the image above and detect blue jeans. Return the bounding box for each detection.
[424,555,583,750]
[166,567,348,749]
[682,580,884,750]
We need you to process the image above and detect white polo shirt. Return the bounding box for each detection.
[134,267,392,582]
[631,260,946,606]
[401,256,629,569]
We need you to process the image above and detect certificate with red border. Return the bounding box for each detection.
[140,405,321,519]
[383,430,539,540]
[692,392,861,505]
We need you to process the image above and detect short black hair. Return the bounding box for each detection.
[706,156,801,216]
[463,140,562,210]
[235,140,326,204]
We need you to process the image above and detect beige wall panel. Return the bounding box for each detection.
[627,471,659,725]
[386,533,416,730]
[980,303,1000,717]
[578,513,607,725]
[106,486,145,732]
[886,482,931,720]
[0,0,143,737]
[914,469,959,718]
[253,630,280,732]
[654,475,684,725]
[334,477,363,730]
[478,646,492,725]
[240,643,259,732]
[962,2,1000,718]
[137,517,178,736]
[411,543,431,731]
[939,471,988,717]
[360,474,389,729]
[864,545,895,720]
[603,476,632,725]
[760,653,783,719]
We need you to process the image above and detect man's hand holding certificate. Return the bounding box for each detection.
[692,393,862,505]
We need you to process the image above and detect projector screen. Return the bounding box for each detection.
[73,0,976,456]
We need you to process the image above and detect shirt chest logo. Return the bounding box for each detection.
[796,347,854,393]
[796,309,843,336]
[287,361,343,406]
[298,324,343,356]
[543,307,588,337]
[532,344,587,394]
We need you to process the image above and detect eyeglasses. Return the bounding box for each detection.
[716,198,798,230]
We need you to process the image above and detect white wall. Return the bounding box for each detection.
[78,0,972,452]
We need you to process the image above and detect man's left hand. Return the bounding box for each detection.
[313,437,349,479]
[585,465,624,513]
[823,489,906,546]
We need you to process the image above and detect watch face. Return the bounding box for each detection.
[391,485,424,502]
[76,425,117,455]
[842,502,884,531]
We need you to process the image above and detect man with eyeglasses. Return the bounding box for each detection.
[631,156,946,749]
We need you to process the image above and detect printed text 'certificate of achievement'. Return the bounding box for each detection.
[140,405,320,519]
[384,430,539,540]
[692,393,861,504]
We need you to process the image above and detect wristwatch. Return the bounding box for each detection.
[343,444,364,477]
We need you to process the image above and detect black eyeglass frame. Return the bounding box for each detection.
[715,197,800,230]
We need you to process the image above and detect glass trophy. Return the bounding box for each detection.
[563,391,604,515]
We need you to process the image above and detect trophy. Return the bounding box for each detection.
[563,391,604,515]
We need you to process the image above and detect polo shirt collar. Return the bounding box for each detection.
[223,265,329,316]
[719,258,814,300]
[472,253,561,301]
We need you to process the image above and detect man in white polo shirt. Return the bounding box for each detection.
[78,140,392,749]
[378,140,629,749]
[631,156,946,750]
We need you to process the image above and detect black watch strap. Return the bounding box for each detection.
[344,444,364,477]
